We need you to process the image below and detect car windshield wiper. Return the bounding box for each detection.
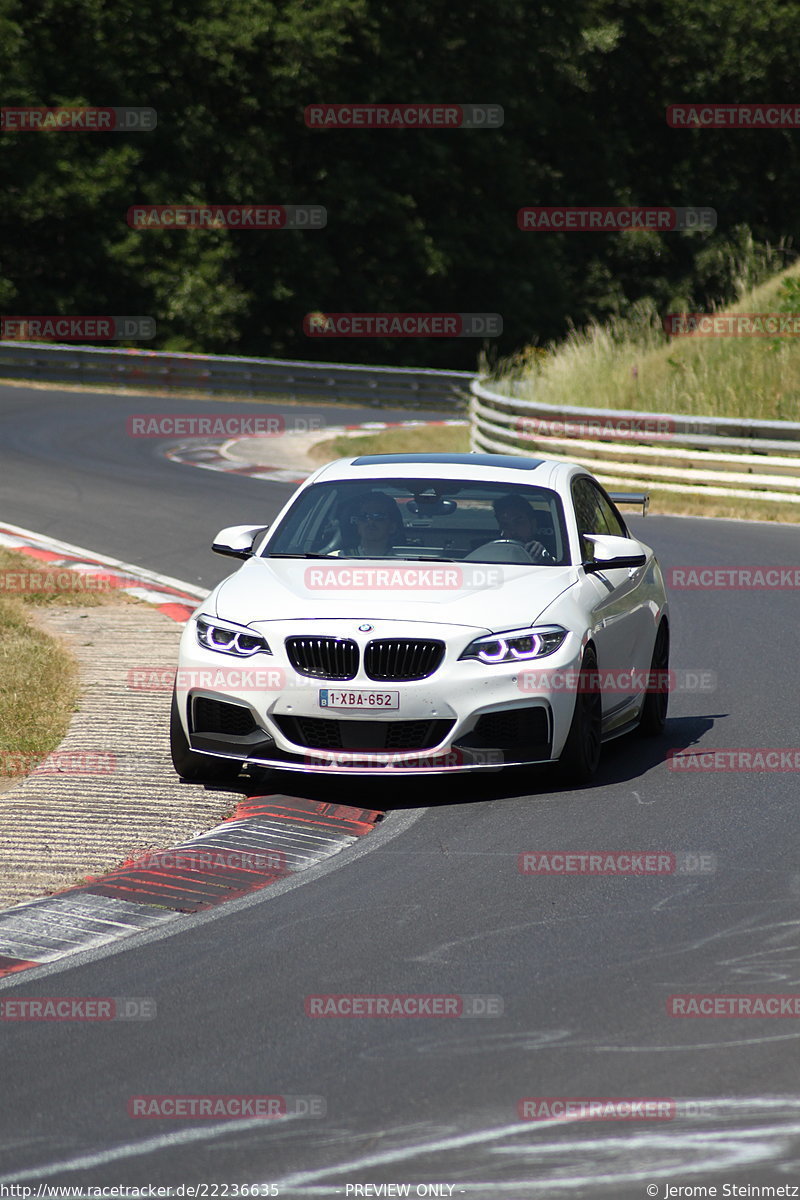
[331,555,459,562]
[266,553,460,562]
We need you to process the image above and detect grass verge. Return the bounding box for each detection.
[0,546,138,788]
[308,423,470,463]
[489,260,800,422]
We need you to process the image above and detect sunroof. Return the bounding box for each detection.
[350,453,544,469]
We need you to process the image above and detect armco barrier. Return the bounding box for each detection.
[471,378,800,504]
[0,342,471,409]
[4,340,800,500]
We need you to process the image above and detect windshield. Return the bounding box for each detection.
[262,478,571,565]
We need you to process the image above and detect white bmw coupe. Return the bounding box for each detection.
[171,452,669,785]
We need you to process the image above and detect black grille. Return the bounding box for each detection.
[285,637,359,680]
[192,697,257,736]
[364,639,445,681]
[467,707,549,750]
[273,716,453,751]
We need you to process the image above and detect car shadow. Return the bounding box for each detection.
[208,711,723,812]
[585,712,722,789]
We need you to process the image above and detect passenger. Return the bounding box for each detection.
[492,495,554,563]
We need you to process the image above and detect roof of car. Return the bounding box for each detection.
[350,452,544,469]
[313,452,571,485]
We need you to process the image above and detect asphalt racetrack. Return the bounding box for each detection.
[2,382,800,1196]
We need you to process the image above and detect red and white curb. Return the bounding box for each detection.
[0,520,206,623]
[164,439,309,484]
[0,796,382,980]
[0,524,386,979]
[165,419,468,482]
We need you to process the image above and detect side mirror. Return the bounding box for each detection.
[212,524,269,559]
[582,534,647,574]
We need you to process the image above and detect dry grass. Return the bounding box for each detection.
[0,377,305,405]
[491,260,800,421]
[0,547,140,783]
[308,423,470,463]
[0,546,145,609]
[0,594,78,775]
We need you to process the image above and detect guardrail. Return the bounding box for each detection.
[6,341,797,500]
[0,342,471,409]
[471,378,800,504]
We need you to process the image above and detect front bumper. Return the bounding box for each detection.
[176,618,583,774]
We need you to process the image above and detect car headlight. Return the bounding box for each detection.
[196,615,271,657]
[459,625,568,664]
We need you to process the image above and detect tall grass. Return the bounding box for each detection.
[490,262,800,420]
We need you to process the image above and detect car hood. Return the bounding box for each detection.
[212,557,579,632]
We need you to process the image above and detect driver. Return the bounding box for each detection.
[492,495,553,563]
[340,491,405,557]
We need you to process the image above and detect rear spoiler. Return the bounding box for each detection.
[608,491,649,517]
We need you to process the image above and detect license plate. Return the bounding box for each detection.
[319,689,399,710]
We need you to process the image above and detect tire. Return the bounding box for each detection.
[558,646,602,784]
[638,620,670,737]
[170,688,243,783]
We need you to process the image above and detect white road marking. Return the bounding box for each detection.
[269,1098,800,1193]
[0,1118,302,1183]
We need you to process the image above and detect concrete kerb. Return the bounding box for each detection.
[0,603,241,911]
[0,525,385,977]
